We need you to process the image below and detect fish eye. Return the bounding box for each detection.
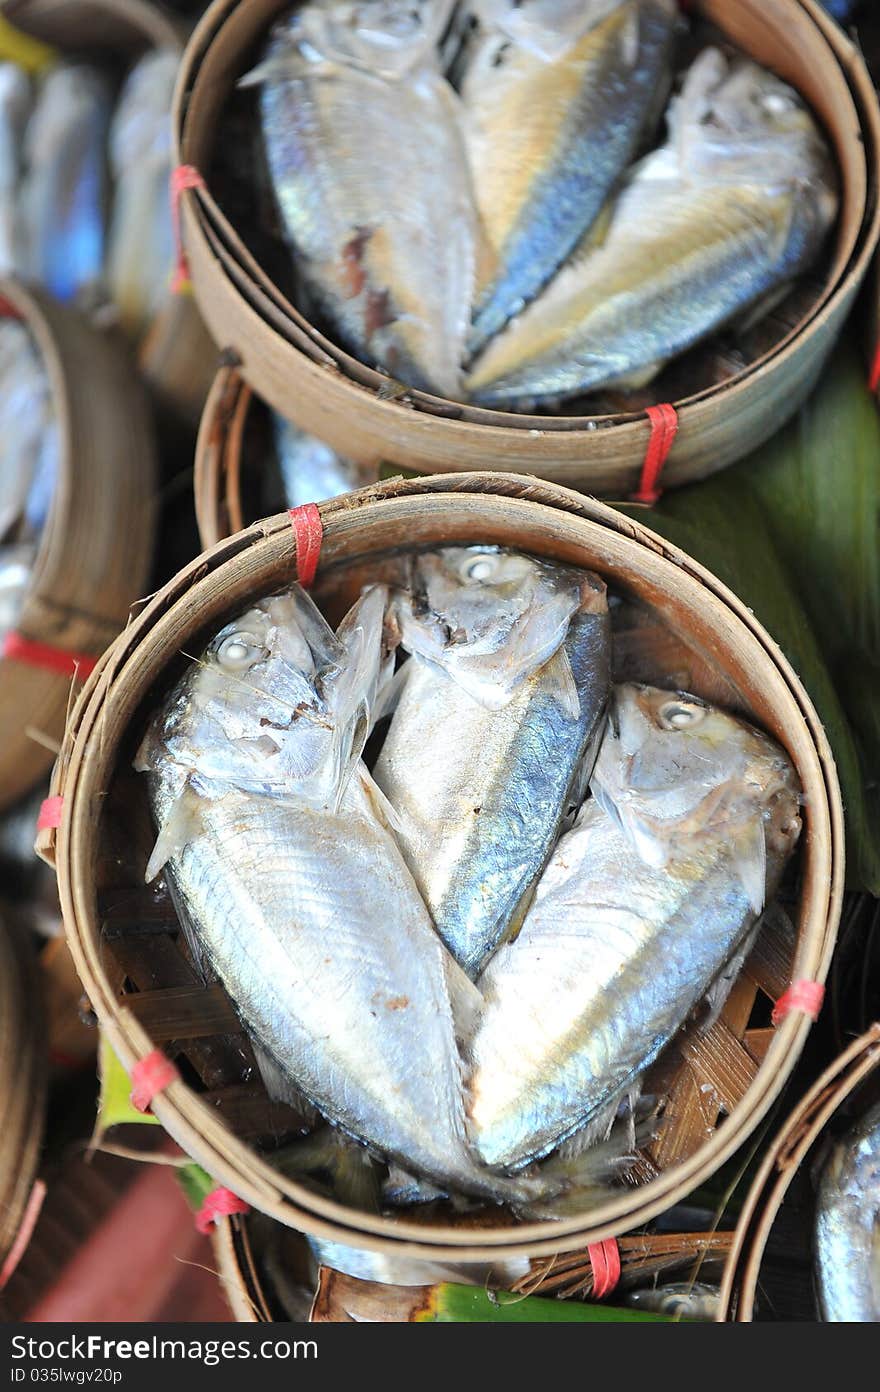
[216,632,266,671]
[462,554,496,583]
[657,699,705,730]
[761,91,797,115]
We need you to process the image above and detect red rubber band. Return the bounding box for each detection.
[289,502,323,588]
[170,164,206,294]
[771,979,825,1027]
[37,795,63,830]
[129,1050,180,1113]
[631,403,678,505]
[195,1186,250,1235]
[868,343,880,395]
[2,631,98,678]
[0,1180,46,1290]
[0,295,21,320]
[588,1238,621,1300]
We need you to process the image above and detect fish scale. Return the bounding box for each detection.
[464,0,677,355]
[467,47,837,405]
[467,684,802,1171]
[814,1100,880,1321]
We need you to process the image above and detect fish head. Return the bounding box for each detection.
[137,585,392,808]
[472,0,635,62]
[394,546,598,707]
[293,0,451,76]
[672,48,837,212]
[592,684,802,896]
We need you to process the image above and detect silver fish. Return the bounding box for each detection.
[0,63,30,276]
[467,683,801,1170]
[308,1236,530,1289]
[0,319,58,543]
[467,47,837,406]
[136,584,530,1201]
[271,412,377,508]
[626,1281,721,1320]
[462,0,677,354]
[19,64,111,304]
[373,547,610,977]
[814,1100,880,1321]
[106,49,178,339]
[250,1,482,398]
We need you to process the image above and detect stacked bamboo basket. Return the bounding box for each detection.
[8,0,879,1321]
[45,474,843,1269]
[719,1023,880,1321]
[174,0,880,496]
[0,278,157,811]
[2,0,219,424]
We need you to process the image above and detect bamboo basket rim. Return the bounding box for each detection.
[0,0,182,54]
[0,278,158,811]
[717,1021,880,1322]
[50,473,844,1261]
[171,0,877,437]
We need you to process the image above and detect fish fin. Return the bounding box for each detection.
[443,953,484,1045]
[333,1145,382,1214]
[540,644,581,722]
[733,280,794,334]
[699,920,763,1032]
[523,1111,657,1219]
[144,781,203,882]
[731,818,767,915]
[382,1165,447,1207]
[163,873,215,985]
[610,359,666,391]
[357,766,405,835]
[251,1040,320,1124]
[372,657,411,724]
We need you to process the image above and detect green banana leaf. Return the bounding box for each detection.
[618,474,880,893]
[415,1285,670,1323]
[94,1032,160,1139]
[175,1160,218,1212]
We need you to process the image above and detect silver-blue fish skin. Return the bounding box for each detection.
[272,412,376,507]
[255,4,479,398]
[467,684,802,1171]
[814,1100,880,1321]
[467,48,838,406]
[373,554,610,977]
[20,64,111,304]
[464,0,677,355]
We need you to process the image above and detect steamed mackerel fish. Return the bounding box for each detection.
[463,0,677,355]
[373,547,610,977]
[467,47,837,406]
[468,684,802,1171]
[253,0,482,399]
[137,584,528,1201]
[814,1101,880,1321]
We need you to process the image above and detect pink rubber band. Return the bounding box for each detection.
[0,1180,47,1289]
[631,403,679,505]
[869,343,880,395]
[170,164,206,294]
[195,1186,250,1235]
[129,1050,180,1113]
[771,980,825,1027]
[289,503,323,588]
[588,1238,621,1300]
[37,796,63,830]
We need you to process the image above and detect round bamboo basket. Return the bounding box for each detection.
[171,0,880,494]
[0,279,157,812]
[48,473,844,1262]
[1,0,218,424]
[0,913,47,1281]
[213,1209,736,1321]
[718,1022,880,1322]
[193,366,259,549]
